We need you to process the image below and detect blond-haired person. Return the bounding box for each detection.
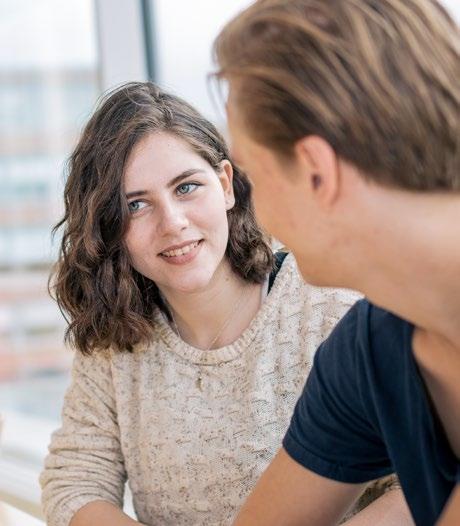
[214,1,460,525]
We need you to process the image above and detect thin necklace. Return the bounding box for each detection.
[165,285,251,390]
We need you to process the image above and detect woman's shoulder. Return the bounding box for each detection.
[269,252,361,344]
[69,347,114,385]
[262,253,361,360]
[70,339,156,378]
[277,252,361,310]
[68,342,161,408]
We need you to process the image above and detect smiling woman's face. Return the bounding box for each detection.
[123,131,235,296]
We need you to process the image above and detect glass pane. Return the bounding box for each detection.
[153,0,253,128]
[0,0,99,463]
[442,0,460,22]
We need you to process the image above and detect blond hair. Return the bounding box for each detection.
[214,0,460,191]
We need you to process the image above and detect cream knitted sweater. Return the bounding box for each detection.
[40,254,384,526]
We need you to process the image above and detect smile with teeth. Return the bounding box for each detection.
[161,240,201,258]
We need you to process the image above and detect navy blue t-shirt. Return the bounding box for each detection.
[283,299,459,525]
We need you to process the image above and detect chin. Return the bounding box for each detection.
[296,258,331,288]
[168,270,216,294]
[299,271,325,287]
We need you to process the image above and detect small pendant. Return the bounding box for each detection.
[196,373,203,391]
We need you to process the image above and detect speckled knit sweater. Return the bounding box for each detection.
[40,254,394,526]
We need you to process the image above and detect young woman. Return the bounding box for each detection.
[40,82,408,526]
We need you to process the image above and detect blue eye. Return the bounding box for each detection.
[176,182,200,195]
[128,200,146,213]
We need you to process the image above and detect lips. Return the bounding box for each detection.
[160,240,202,258]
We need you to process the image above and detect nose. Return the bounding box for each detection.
[156,201,189,237]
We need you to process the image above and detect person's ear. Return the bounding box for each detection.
[218,160,236,210]
[293,136,340,208]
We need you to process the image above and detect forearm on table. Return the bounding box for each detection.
[233,448,367,525]
[70,500,144,526]
[342,488,413,526]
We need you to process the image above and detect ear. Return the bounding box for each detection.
[217,160,236,210]
[293,136,340,208]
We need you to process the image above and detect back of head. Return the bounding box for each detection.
[215,0,460,191]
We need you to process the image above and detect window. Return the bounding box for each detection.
[0,0,99,517]
[151,0,253,128]
[6,0,455,521]
[0,0,254,519]
[442,0,460,22]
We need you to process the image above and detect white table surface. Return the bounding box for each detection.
[0,501,45,526]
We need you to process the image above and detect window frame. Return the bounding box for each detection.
[0,1,151,518]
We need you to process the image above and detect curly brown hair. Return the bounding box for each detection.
[51,82,273,355]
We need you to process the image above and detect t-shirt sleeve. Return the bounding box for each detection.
[283,300,394,483]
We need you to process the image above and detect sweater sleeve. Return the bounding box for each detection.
[40,350,126,526]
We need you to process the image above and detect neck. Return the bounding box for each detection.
[342,188,460,345]
[159,259,263,350]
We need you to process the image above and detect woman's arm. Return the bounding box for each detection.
[342,489,413,526]
[40,351,128,526]
[70,501,144,526]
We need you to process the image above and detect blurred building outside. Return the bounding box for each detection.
[0,0,252,518]
[0,0,459,519]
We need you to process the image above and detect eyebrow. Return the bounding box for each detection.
[125,169,206,199]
